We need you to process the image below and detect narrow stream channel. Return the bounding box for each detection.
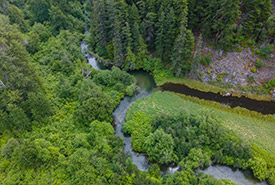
[81,13,268,183]
[162,83,275,115]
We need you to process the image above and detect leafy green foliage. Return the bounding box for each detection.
[34,30,85,75]
[255,59,264,68]
[266,78,275,89]
[93,67,135,96]
[256,45,272,59]
[249,157,269,181]
[1,0,274,184]
[179,148,211,170]
[201,55,212,66]
[123,112,152,152]
[144,129,177,164]
[74,87,115,124]
[0,23,51,132]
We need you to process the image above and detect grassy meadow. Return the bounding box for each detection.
[127,91,275,157]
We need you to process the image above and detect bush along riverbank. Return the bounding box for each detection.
[125,91,275,184]
[85,42,275,103]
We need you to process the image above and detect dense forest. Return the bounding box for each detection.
[0,0,274,184]
[88,0,274,76]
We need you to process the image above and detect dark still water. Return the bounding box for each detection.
[161,83,275,115]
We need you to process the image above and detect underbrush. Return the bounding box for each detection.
[126,91,275,184]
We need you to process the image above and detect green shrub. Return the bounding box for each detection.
[199,72,205,76]
[201,54,212,66]
[248,76,255,84]
[256,46,272,59]
[266,78,275,89]
[255,59,264,68]
[251,67,256,73]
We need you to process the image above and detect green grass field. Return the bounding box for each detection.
[127,91,275,155]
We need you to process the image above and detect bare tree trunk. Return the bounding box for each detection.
[0,80,6,89]
[86,71,92,78]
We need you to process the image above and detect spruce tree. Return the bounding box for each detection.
[170,26,194,76]
[92,0,107,57]
[241,0,272,40]
[113,18,124,66]
[202,0,240,50]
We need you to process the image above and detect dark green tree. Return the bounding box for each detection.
[170,24,194,76]
[26,0,50,23]
[0,24,51,131]
[144,129,177,164]
[241,0,272,40]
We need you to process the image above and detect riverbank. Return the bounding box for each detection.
[127,91,275,183]
[86,46,274,102]
[156,76,273,102]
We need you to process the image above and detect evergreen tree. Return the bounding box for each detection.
[92,0,107,57]
[155,11,166,59]
[170,7,194,77]
[26,0,50,23]
[240,0,272,40]
[0,24,51,131]
[113,17,124,66]
[202,0,240,50]
[170,26,194,77]
[49,5,72,35]
[129,4,141,53]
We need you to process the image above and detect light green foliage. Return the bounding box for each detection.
[34,30,85,75]
[142,55,174,83]
[1,0,274,184]
[144,128,177,164]
[90,120,114,138]
[93,66,135,96]
[197,172,237,185]
[179,148,211,170]
[123,112,152,152]
[249,157,269,181]
[6,4,28,32]
[266,78,275,89]
[74,86,115,124]
[127,91,275,182]
[0,14,10,27]
[250,67,257,73]
[146,164,162,183]
[201,55,212,66]
[0,5,156,183]
[163,168,198,184]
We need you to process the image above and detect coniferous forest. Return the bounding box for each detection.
[0,0,275,184]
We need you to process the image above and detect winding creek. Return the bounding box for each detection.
[81,37,269,185]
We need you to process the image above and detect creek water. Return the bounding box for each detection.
[81,37,267,185]
[203,165,267,185]
[113,71,159,171]
[161,83,275,115]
